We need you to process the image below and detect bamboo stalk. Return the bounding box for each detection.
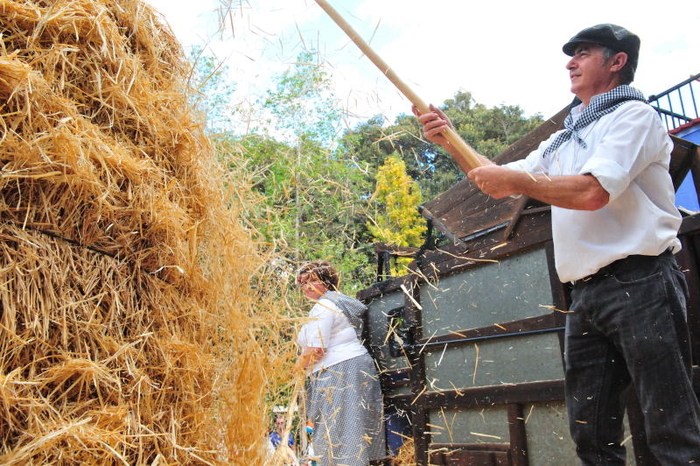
[314,0,484,173]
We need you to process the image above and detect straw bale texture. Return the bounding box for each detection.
[0,0,290,463]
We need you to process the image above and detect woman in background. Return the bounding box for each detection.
[295,260,386,466]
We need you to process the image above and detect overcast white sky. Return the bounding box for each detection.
[145,0,699,129]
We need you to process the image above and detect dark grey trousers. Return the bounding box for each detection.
[565,251,700,465]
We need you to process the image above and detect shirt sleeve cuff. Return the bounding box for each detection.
[579,157,630,201]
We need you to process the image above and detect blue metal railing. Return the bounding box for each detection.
[648,72,700,132]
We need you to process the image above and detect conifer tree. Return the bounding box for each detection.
[368,154,427,275]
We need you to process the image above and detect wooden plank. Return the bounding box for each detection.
[676,214,700,364]
[378,368,412,390]
[679,212,700,235]
[419,380,565,409]
[446,450,508,466]
[508,403,530,466]
[412,407,430,465]
[440,197,522,240]
[418,217,552,280]
[431,443,510,452]
[382,393,413,411]
[356,273,413,301]
[691,147,700,206]
[420,206,468,248]
[669,135,699,189]
[414,314,561,348]
[430,445,511,466]
[502,196,530,240]
[402,274,431,466]
[374,242,420,256]
[678,232,700,363]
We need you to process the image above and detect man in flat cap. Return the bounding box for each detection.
[415,24,700,464]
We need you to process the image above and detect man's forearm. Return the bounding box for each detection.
[507,171,609,210]
[468,165,609,211]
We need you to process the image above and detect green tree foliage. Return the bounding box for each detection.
[224,51,376,292]
[189,48,545,291]
[442,91,542,157]
[339,91,544,201]
[338,114,459,201]
[261,51,342,145]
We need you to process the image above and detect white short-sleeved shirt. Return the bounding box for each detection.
[505,99,681,283]
[297,297,368,373]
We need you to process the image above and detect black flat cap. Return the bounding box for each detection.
[562,23,640,71]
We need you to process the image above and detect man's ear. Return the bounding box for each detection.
[609,52,628,72]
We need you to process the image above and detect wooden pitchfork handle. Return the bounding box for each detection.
[314,0,484,174]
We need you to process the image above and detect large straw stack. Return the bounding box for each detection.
[0,1,287,463]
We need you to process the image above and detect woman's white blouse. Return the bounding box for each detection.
[297,298,368,373]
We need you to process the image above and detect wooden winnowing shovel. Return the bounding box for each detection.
[314,0,484,174]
